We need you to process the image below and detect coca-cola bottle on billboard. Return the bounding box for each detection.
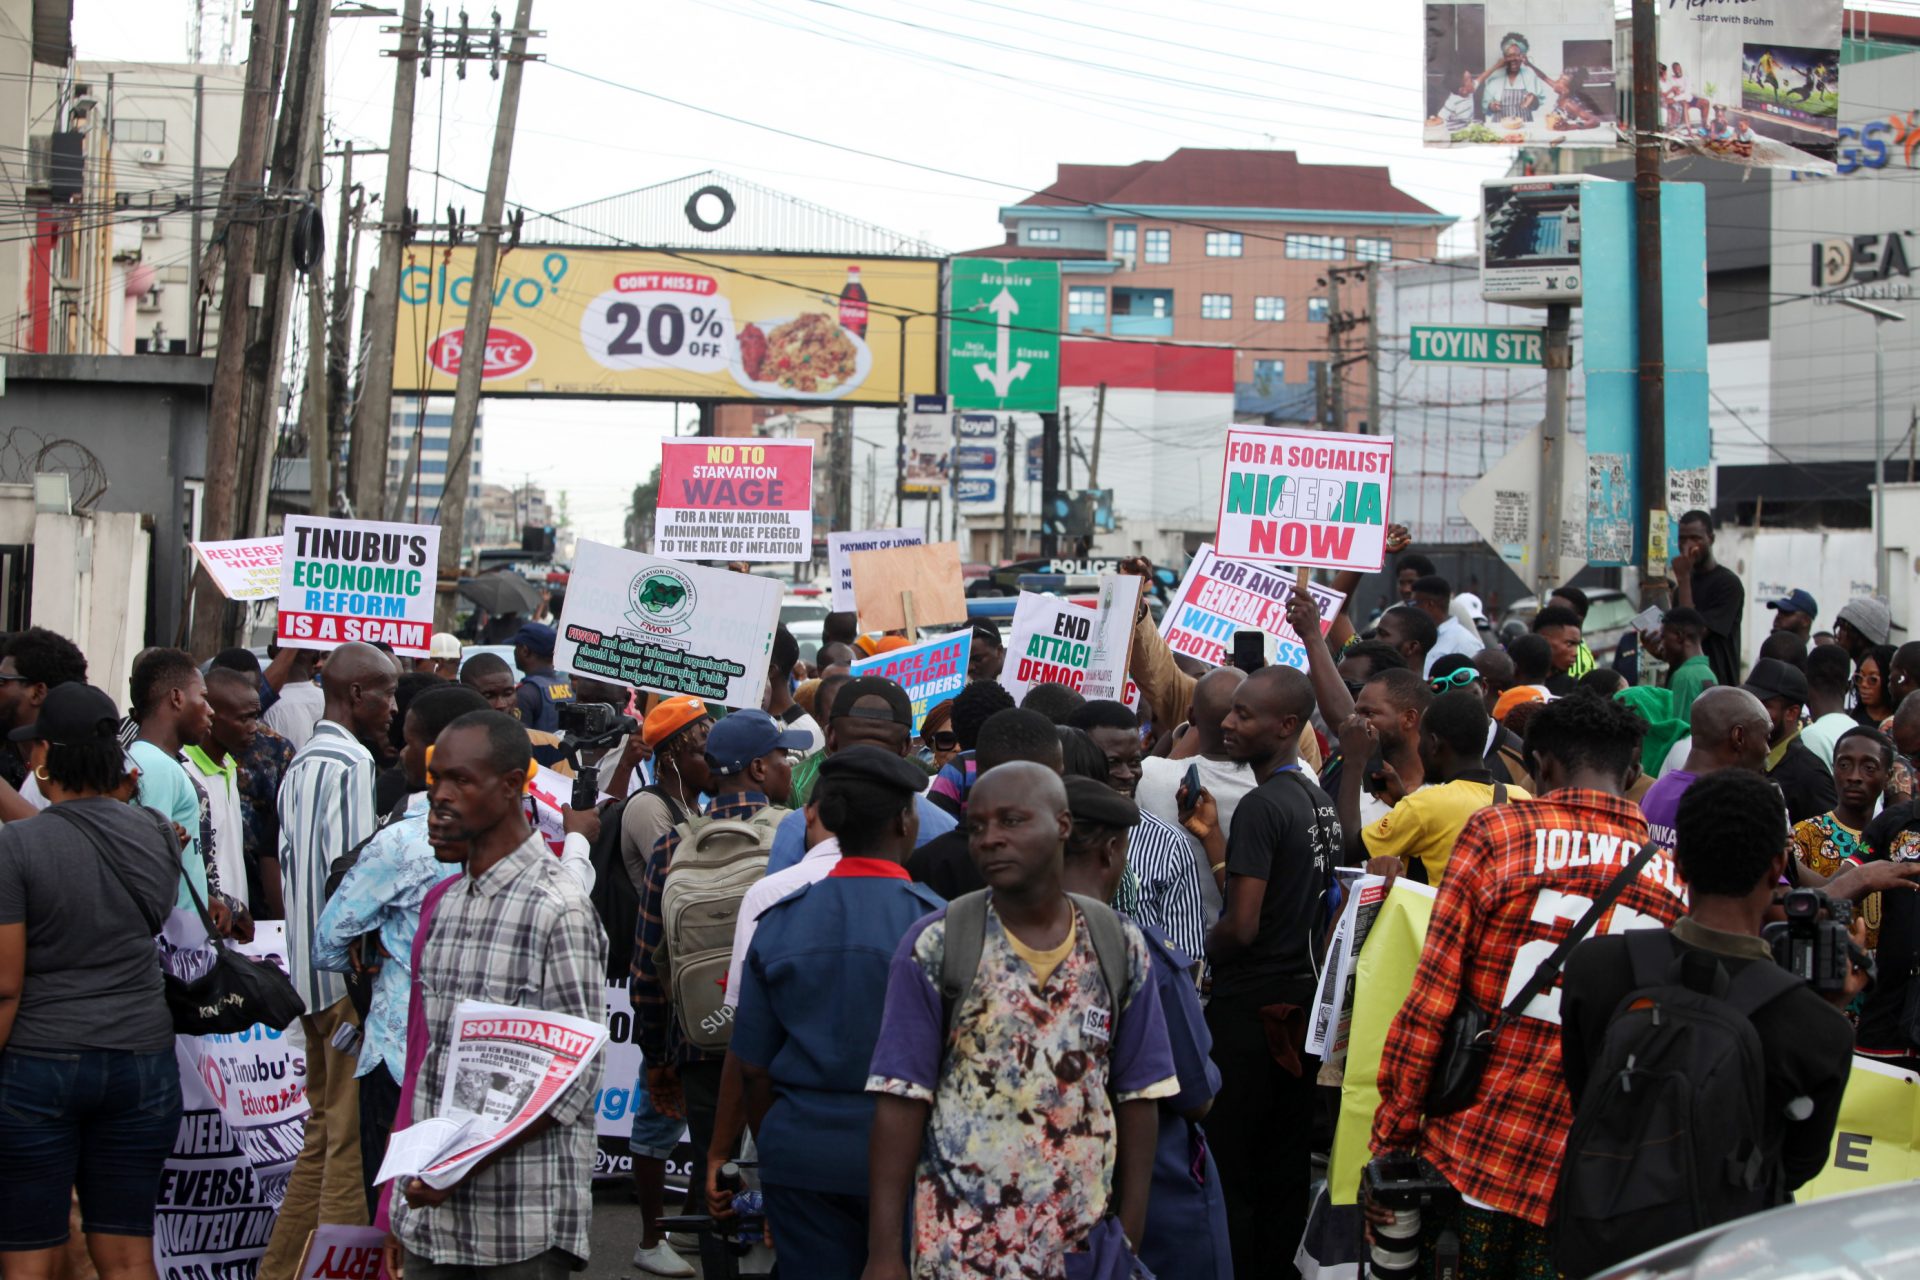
[838,265,869,338]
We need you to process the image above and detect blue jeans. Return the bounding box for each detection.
[0,1046,182,1249]
[628,1070,684,1160]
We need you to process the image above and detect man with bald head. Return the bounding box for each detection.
[259,641,397,1273]
[1206,665,1341,1279]
[1638,685,1770,862]
[1136,666,1250,930]
[864,759,1176,1275]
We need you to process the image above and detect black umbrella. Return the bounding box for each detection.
[458,572,542,617]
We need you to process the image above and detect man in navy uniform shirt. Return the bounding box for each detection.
[710,745,943,1275]
[1059,776,1230,1280]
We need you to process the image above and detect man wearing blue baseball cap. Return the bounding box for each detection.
[510,622,574,734]
[1768,588,1818,640]
[630,706,807,1277]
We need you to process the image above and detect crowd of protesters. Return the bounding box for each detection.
[0,515,1908,1280]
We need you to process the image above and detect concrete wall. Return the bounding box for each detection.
[0,353,213,646]
[30,509,148,709]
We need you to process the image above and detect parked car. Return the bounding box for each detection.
[1498,587,1638,656]
[781,592,830,662]
[1593,1182,1912,1278]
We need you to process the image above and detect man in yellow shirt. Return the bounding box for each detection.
[1361,688,1528,886]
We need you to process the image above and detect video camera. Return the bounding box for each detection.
[1765,887,1871,995]
[556,701,639,811]
[656,1161,767,1278]
[1362,1154,1457,1280]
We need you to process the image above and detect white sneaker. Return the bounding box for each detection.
[666,1232,701,1251]
[632,1242,695,1277]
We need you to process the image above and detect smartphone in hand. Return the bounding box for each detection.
[1178,761,1202,811]
[1231,630,1265,673]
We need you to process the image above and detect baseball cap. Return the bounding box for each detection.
[971,615,1003,647]
[1837,597,1893,647]
[831,676,914,727]
[512,622,557,658]
[429,632,463,660]
[818,743,928,794]
[9,682,123,745]
[641,695,711,747]
[1765,589,1819,620]
[704,708,812,774]
[1742,658,1810,706]
[1455,591,1489,625]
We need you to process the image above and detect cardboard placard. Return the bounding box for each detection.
[296,1226,389,1280]
[849,541,968,632]
[1159,543,1345,671]
[653,436,815,563]
[827,528,925,613]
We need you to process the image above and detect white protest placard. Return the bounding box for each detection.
[192,537,284,601]
[295,1226,388,1280]
[1215,427,1394,571]
[1160,543,1346,671]
[827,528,924,613]
[156,923,307,1280]
[653,436,814,563]
[555,539,781,709]
[1081,574,1141,702]
[276,515,441,657]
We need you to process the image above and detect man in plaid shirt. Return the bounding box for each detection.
[1369,694,1689,1277]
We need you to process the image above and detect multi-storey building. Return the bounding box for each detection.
[958,148,1455,429]
[388,396,484,525]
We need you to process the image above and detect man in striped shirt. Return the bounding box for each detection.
[1071,699,1210,967]
[258,642,395,1280]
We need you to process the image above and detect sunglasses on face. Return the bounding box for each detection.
[1431,669,1480,692]
[929,731,960,752]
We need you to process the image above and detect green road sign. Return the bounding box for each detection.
[947,258,1060,412]
[1409,324,1547,367]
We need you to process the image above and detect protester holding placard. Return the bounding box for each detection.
[390,710,608,1277]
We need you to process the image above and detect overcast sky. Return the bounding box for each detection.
[72,0,1920,545]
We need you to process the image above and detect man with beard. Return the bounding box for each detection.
[127,647,219,915]
[0,626,87,796]
[1205,666,1341,1279]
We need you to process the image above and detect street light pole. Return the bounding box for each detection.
[1838,296,1908,598]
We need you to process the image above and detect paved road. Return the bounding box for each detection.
[585,1183,775,1279]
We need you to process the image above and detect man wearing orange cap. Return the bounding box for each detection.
[618,694,713,1277]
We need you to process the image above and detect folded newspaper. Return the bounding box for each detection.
[1307,872,1437,1084]
[374,1000,609,1190]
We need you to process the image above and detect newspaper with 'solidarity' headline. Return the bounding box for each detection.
[375,1000,609,1190]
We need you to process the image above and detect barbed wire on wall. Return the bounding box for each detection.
[0,428,109,512]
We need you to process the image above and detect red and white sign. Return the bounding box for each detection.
[296,1226,388,1280]
[276,515,441,657]
[1160,542,1345,671]
[653,437,815,563]
[192,537,284,601]
[1214,427,1394,571]
[427,327,537,380]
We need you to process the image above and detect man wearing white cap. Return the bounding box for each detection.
[414,633,462,680]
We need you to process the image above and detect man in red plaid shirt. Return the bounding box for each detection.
[1368,694,1689,1276]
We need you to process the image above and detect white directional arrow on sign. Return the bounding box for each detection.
[972,288,1031,398]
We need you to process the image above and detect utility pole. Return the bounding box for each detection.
[302,83,329,520]
[239,0,327,541]
[1039,411,1060,559]
[1002,415,1016,560]
[1327,269,1344,430]
[1632,0,1667,587]
[188,74,205,354]
[347,0,422,519]
[1365,265,1381,434]
[1538,304,1573,602]
[1062,405,1074,491]
[326,143,373,512]
[830,404,852,531]
[190,0,288,658]
[434,0,539,629]
[1089,381,1107,488]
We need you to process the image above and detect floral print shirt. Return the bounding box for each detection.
[1794,812,1878,947]
[866,898,1179,1279]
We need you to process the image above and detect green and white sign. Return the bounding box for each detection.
[1409,324,1546,367]
[947,258,1060,412]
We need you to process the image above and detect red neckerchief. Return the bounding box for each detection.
[827,857,911,881]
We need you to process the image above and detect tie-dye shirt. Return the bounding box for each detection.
[866,898,1179,1278]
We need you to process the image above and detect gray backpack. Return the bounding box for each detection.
[938,889,1134,1041]
[655,807,788,1052]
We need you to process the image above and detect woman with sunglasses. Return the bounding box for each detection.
[918,701,961,772]
[1856,646,1899,729]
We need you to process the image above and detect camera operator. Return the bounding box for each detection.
[1365,695,1689,1277]
[565,676,649,802]
[1554,769,1859,1271]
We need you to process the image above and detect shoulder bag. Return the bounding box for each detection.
[45,804,306,1035]
[1425,831,1659,1117]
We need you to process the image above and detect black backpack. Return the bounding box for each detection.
[1551,929,1801,1278]
[591,786,686,982]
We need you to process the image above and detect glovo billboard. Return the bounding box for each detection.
[394,245,942,404]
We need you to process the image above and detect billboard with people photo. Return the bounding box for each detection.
[1423,1,1617,148]
[1661,0,1842,167]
